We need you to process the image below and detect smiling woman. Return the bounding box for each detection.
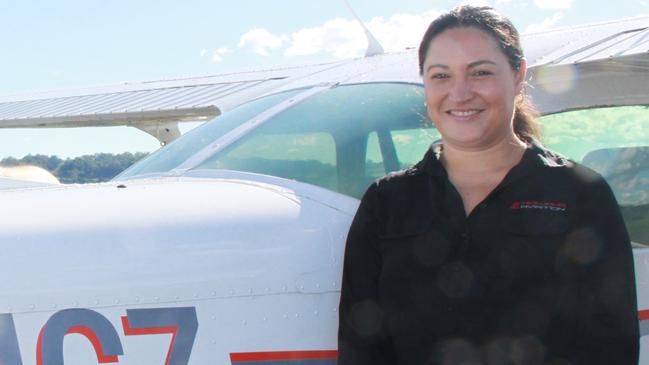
[337,5,640,365]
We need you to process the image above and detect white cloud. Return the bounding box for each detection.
[534,0,573,9]
[525,12,564,33]
[212,53,223,63]
[238,28,287,56]
[211,47,231,63]
[496,0,513,4]
[284,10,441,59]
[201,47,231,63]
[366,11,442,52]
[284,18,364,58]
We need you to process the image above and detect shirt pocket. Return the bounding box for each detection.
[376,219,454,321]
[496,208,572,280]
[378,211,434,240]
[377,216,455,281]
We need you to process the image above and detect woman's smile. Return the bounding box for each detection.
[446,108,484,119]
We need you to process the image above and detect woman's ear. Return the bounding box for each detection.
[515,58,528,94]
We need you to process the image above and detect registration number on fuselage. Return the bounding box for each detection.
[0,306,197,365]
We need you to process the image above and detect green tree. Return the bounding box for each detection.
[1,152,147,184]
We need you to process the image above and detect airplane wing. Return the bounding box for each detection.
[0,61,347,144]
[524,15,649,115]
[0,15,647,145]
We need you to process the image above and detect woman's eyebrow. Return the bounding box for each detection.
[468,60,497,68]
[425,64,448,73]
[425,60,497,74]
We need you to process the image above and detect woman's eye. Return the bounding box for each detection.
[430,73,449,80]
[473,70,492,77]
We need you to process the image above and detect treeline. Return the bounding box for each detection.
[0,152,148,184]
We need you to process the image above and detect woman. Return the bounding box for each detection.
[338,6,639,365]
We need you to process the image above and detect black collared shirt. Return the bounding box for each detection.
[338,141,639,365]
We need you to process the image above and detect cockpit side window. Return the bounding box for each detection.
[198,132,338,192]
[541,105,649,247]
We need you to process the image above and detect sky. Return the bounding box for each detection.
[0,0,648,159]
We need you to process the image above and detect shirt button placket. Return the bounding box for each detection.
[458,229,471,254]
[461,231,470,244]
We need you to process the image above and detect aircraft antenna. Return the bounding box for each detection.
[343,0,385,57]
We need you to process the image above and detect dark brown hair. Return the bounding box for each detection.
[418,5,541,141]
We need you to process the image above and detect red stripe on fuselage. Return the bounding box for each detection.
[230,350,338,362]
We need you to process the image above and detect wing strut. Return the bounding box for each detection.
[132,121,181,146]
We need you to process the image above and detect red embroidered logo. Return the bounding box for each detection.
[510,201,567,211]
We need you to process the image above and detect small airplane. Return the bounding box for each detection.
[0,14,648,365]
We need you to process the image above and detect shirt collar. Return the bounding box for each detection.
[414,138,570,177]
[519,137,571,169]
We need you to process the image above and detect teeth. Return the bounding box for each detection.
[449,110,479,117]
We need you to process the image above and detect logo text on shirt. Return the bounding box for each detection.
[510,201,567,212]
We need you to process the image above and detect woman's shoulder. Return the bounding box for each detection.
[358,146,439,213]
[528,142,610,195]
[358,156,438,234]
[527,140,598,177]
[372,148,438,194]
[364,166,428,203]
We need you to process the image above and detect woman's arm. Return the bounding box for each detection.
[574,176,639,365]
[338,184,393,365]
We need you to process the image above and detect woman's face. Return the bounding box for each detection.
[422,26,526,150]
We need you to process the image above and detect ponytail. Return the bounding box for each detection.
[513,93,542,142]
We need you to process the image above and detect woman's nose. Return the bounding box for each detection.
[448,77,473,102]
